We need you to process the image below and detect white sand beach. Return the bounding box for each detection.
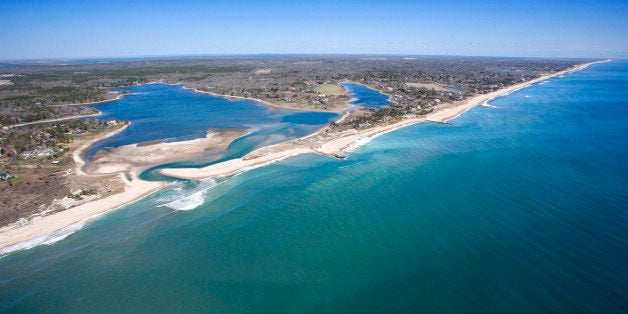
[0,128,246,254]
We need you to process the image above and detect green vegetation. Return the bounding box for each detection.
[0,56,585,134]
[68,188,97,200]
[0,119,123,159]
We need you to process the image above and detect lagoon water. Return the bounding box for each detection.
[341,82,394,108]
[85,84,337,161]
[1,62,627,312]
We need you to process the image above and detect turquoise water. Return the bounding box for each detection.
[86,84,337,161]
[1,62,627,312]
[341,82,394,108]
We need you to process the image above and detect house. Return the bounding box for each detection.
[21,149,54,159]
[16,218,28,228]
[51,160,61,165]
[0,173,16,180]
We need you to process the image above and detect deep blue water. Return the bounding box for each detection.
[86,84,337,161]
[341,82,394,108]
[1,61,626,312]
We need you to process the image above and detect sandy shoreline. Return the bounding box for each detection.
[0,59,608,254]
[50,92,127,107]
[0,174,164,255]
[162,59,609,180]
[85,129,248,175]
[340,80,396,107]
[0,123,164,254]
[182,86,351,113]
[72,123,130,176]
[0,127,245,254]
[3,91,130,129]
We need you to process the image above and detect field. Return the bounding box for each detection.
[405,82,450,91]
[315,84,346,96]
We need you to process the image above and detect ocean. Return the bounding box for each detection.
[0,61,626,312]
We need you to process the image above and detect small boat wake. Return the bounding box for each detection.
[481,102,498,108]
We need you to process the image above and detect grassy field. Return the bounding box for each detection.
[405,82,449,91]
[315,84,345,96]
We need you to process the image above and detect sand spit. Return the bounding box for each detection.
[0,128,247,254]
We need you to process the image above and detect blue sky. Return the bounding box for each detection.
[0,0,626,59]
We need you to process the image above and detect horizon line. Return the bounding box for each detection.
[0,53,608,64]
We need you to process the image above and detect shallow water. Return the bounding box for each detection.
[341,82,394,108]
[85,84,338,161]
[1,62,626,312]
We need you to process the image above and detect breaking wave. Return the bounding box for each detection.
[159,178,217,211]
[161,191,205,211]
[343,137,373,154]
[1,218,92,256]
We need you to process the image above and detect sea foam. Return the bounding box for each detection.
[1,217,92,256]
[161,190,205,211]
[343,137,373,154]
[159,178,217,211]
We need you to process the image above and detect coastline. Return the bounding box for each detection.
[72,123,130,176]
[0,173,164,255]
[161,59,610,180]
[49,92,127,107]
[3,91,129,129]
[0,59,608,254]
[339,80,397,107]
[0,122,164,254]
[84,129,249,175]
[0,127,245,255]
[182,85,351,113]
